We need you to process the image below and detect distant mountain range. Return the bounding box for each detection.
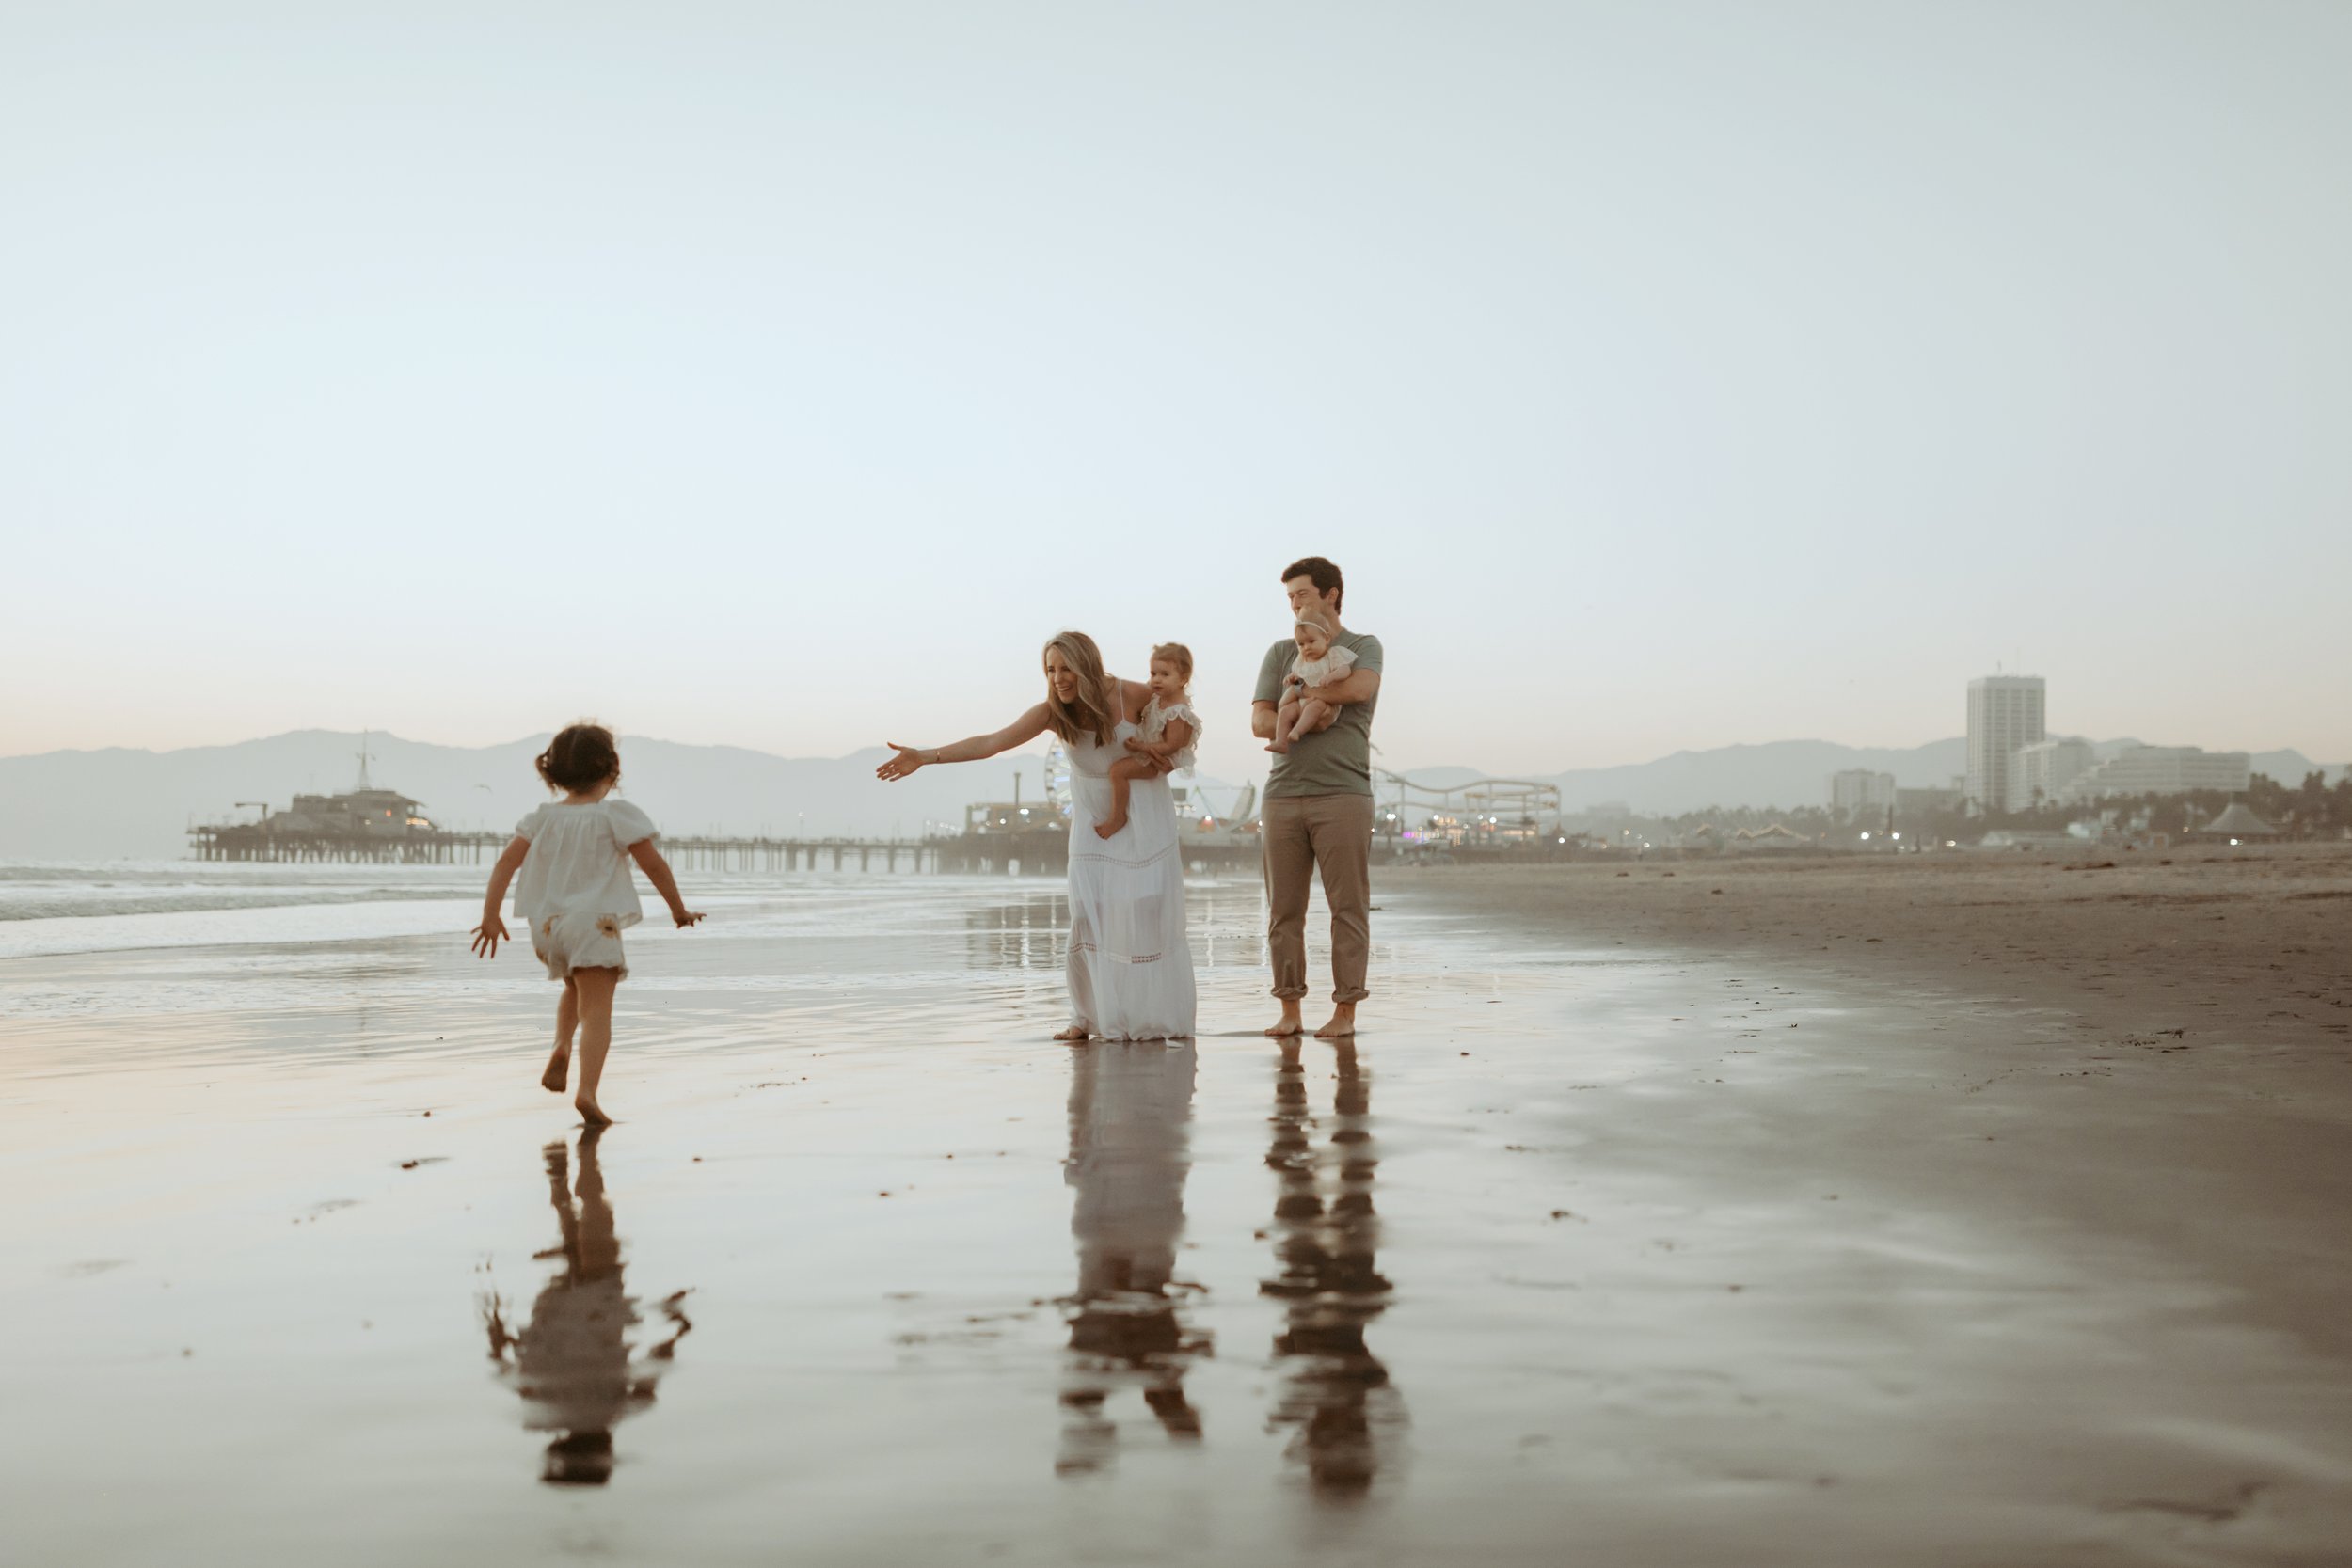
[0,731,1070,862]
[2,730,2341,859]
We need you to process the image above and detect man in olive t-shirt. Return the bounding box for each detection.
[1251,556,1384,1040]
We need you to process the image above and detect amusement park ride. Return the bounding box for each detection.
[1372,769,1565,847]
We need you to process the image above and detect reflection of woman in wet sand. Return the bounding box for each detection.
[480,1130,691,1486]
[1263,1038,1404,1497]
[1058,1039,1204,1474]
[877,631,1197,1042]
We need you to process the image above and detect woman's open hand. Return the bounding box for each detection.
[876,743,926,782]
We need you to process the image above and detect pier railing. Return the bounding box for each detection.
[188,822,1266,874]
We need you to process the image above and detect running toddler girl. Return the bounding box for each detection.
[1094,642,1200,839]
[471,723,702,1124]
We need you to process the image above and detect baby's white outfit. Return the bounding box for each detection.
[513,799,659,981]
[1288,644,1359,692]
[1137,698,1200,772]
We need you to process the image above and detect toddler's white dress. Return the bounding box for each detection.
[1288,644,1359,692]
[1136,698,1200,772]
[513,799,659,980]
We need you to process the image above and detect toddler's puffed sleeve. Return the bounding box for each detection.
[514,805,546,841]
[1327,645,1359,676]
[604,799,659,849]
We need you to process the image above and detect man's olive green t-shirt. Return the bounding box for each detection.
[1254,630,1384,798]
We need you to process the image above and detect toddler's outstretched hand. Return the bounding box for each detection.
[470,915,508,958]
[673,909,706,929]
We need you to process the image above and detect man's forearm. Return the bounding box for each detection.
[1250,704,1278,739]
[1307,672,1379,706]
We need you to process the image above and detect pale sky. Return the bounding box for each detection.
[6,2,2348,782]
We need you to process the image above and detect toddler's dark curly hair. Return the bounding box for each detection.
[536,722,621,793]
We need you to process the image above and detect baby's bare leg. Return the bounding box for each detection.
[542,975,578,1092]
[1287,697,1337,742]
[1097,756,1147,839]
[1267,696,1303,752]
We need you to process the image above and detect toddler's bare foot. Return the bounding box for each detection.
[575,1097,613,1126]
[1053,1025,1090,1042]
[1314,1005,1358,1040]
[1093,814,1126,839]
[542,1052,570,1093]
[1265,739,1288,754]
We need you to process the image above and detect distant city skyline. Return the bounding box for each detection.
[6,4,2348,780]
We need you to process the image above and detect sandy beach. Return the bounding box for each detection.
[4,855,2349,1565]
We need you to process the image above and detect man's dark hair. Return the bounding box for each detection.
[535,722,621,793]
[1280,555,1343,613]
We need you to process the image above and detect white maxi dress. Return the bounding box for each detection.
[1062,721,1197,1040]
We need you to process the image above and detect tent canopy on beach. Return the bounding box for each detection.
[2190,801,2278,841]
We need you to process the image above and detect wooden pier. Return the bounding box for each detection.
[189,823,511,864]
[189,822,1265,875]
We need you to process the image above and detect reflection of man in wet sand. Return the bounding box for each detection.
[480,1130,691,1486]
[1262,1039,1404,1497]
[1057,1041,1205,1475]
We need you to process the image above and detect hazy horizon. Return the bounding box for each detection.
[8,3,2348,784]
[3,720,2344,777]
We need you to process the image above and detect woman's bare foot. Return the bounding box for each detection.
[1263,1007,1304,1037]
[1053,1025,1090,1042]
[1313,1005,1357,1040]
[1093,813,1126,840]
[541,1051,570,1093]
[575,1097,613,1126]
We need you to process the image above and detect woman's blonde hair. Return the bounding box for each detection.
[1041,630,1120,750]
[1150,641,1193,689]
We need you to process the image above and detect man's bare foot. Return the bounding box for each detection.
[1093,814,1126,840]
[575,1098,613,1126]
[1313,1006,1357,1040]
[542,1052,570,1093]
[1263,1010,1304,1037]
[1054,1025,1090,1042]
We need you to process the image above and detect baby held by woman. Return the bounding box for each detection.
[1266,607,1356,752]
[1095,642,1199,839]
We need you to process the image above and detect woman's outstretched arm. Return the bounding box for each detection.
[876,703,1052,780]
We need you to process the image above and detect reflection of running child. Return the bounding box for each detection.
[470,723,703,1125]
[478,1130,692,1487]
[1266,609,1357,753]
[1095,643,1200,840]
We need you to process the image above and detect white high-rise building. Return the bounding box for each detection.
[1966,674,2045,813]
[2060,746,2251,803]
[1830,769,1898,819]
[2009,736,2096,813]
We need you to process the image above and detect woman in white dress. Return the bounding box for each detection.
[876,631,1198,1042]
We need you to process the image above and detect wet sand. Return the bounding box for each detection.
[3,864,2349,1564]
